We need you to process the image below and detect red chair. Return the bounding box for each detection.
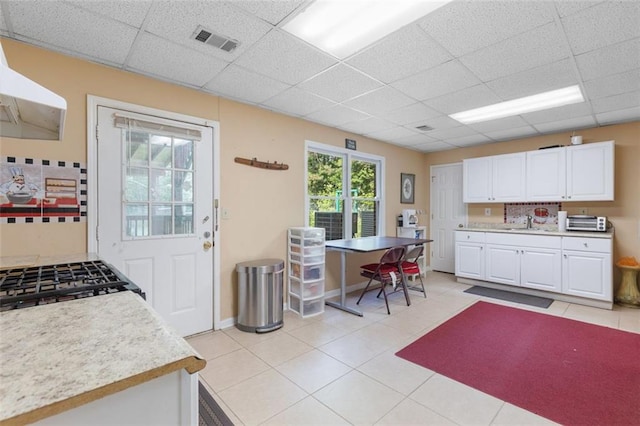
[357,246,410,314]
[401,245,426,297]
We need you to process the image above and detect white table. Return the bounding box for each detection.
[325,236,432,316]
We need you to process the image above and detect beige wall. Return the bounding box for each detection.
[2,39,637,321]
[424,122,640,286]
[0,39,426,321]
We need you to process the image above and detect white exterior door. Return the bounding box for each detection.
[96,106,214,336]
[430,163,466,273]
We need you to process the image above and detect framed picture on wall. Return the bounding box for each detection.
[401,173,415,204]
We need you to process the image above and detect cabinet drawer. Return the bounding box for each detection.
[290,245,325,256]
[290,263,324,281]
[456,231,485,243]
[289,228,325,239]
[289,277,324,298]
[562,237,611,253]
[486,232,561,249]
[289,253,325,265]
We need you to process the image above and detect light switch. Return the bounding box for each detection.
[222,208,230,220]
[485,208,491,216]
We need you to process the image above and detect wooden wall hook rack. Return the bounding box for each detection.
[234,157,289,171]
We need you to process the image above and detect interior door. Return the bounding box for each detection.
[430,163,466,273]
[96,106,214,337]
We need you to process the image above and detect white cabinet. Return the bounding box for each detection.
[485,233,562,292]
[463,153,526,203]
[288,227,325,318]
[526,141,614,201]
[396,226,427,277]
[562,236,612,301]
[455,231,485,280]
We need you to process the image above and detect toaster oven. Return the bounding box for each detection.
[566,215,608,232]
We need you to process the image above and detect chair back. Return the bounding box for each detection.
[380,246,405,264]
[404,245,424,262]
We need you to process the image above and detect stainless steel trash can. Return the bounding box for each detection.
[236,259,284,333]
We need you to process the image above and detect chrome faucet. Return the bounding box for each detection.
[526,215,533,229]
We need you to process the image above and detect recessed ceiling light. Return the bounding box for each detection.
[449,85,585,124]
[282,0,452,59]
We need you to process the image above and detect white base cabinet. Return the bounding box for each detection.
[455,230,611,306]
[562,237,612,301]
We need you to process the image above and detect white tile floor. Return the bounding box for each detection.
[187,271,640,426]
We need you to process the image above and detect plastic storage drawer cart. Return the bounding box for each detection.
[236,258,284,333]
[288,227,325,318]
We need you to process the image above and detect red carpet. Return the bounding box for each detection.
[396,301,640,425]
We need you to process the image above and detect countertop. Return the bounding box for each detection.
[0,291,205,425]
[457,226,614,239]
[0,253,100,270]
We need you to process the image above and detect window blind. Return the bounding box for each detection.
[113,113,202,141]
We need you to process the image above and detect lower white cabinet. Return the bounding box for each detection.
[485,233,561,292]
[455,231,485,280]
[562,237,612,301]
[456,230,611,305]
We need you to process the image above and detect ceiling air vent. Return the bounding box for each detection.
[415,125,434,132]
[192,26,239,53]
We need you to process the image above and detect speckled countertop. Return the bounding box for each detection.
[0,291,205,425]
[457,225,614,239]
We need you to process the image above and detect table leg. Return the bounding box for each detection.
[325,251,363,317]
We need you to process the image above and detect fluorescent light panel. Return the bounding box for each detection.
[450,85,585,124]
[282,0,452,59]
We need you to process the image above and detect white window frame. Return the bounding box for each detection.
[305,140,385,238]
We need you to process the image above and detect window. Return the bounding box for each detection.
[306,141,384,240]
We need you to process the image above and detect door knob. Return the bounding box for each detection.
[203,241,213,251]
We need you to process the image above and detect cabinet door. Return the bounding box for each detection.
[526,147,566,201]
[485,244,519,286]
[521,248,562,292]
[562,250,612,301]
[492,153,526,202]
[566,141,614,201]
[455,242,485,279]
[463,157,492,203]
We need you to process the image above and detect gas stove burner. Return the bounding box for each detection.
[0,260,145,311]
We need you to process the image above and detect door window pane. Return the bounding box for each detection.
[126,133,149,167]
[125,167,149,202]
[151,169,172,202]
[174,171,193,202]
[151,204,173,236]
[175,204,193,234]
[174,139,194,170]
[150,135,172,168]
[125,204,148,237]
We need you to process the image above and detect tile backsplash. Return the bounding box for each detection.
[504,202,561,225]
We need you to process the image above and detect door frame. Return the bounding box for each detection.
[86,95,222,330]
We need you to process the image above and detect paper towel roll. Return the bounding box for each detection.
[558,211,567,232]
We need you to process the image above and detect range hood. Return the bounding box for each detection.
[0,42,66,140]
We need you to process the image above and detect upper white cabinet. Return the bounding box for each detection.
[463,152,526,203]
[526,141,614,202]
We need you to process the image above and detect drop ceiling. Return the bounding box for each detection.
[0,0,638,152]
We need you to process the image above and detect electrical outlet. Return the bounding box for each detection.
[579,208,589,215]
[484,208,491,216]
[222,208,230,220]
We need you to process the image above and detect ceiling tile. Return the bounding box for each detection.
[233,0,305,25]
[533,115,597,134]
[485,59,578,100]
[412,141,458,153]
[521,102,594,125]
[469,116,531,134]
[384,102,441,126]
[583,68,640,100]
[66,0,152,27]
[235,29,337,85]
[409,115,464,132]
[421,125,477,141]
[128,33,228,87]
[5,1,137,64]
[346,24,452,84]
[393,133,438,146]
[459,22,568,82]
[305,105,370,127]
[338,118,396,135]
[483,126,540,141]
[426,84,502,115]
[204,64,289,104]
[145,1,272,61]
[260,87,335,117]
[392,60,481,101]
[562,2,640,55]
[554,1,603,18]
[590,91,640,114]
[367,126,422,143]
[419,0,555,57]
[576,38,640,81]
[297,64,382,103]
[448,134,494,147]
[595,106,640,125]
[343,86,415,116]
